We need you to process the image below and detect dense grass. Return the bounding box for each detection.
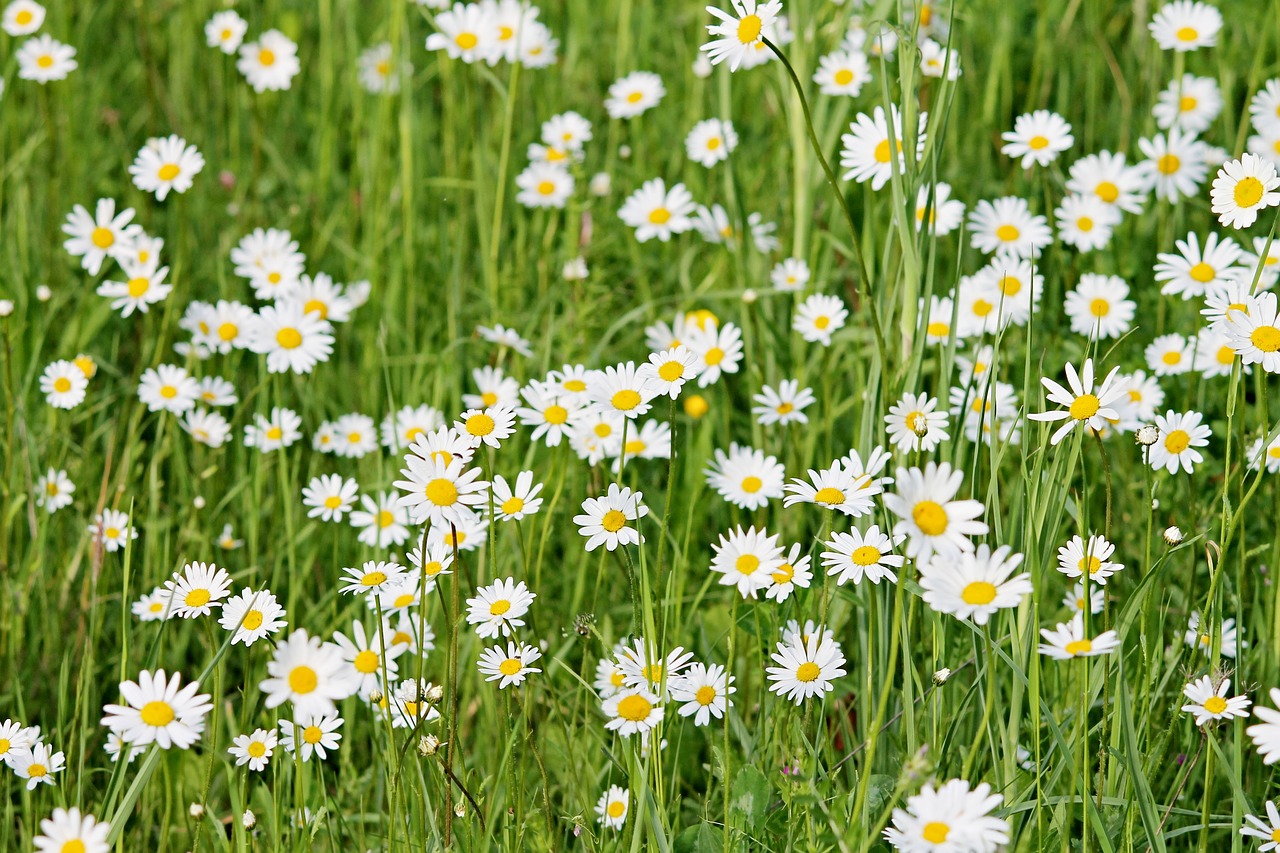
[3,0,1280,850]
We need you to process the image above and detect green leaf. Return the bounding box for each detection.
[673,822,719,853]
[729,764,772,829]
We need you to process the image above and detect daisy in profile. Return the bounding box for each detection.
[1211,154,1280,229]
[701,0,782,71]
[165,562,232,618]
[710,525,785,599]
[839,105,925,191]
[793,293,848,346]
[238,29,301,92]
[129,135,204,201]
[1028,358,1125,445]
[1038,614,1120,659]
[604,70,665,119]
[228,728,277,772]
[1056,534,1122,584]
[771,257,810,291]
[244,407,303,452]
[3,1,44,36]
[687,321,744,385]
[1001,110,1073,168]
[813,49,870,96]
[767,545,812,602]
[1249,689,1280,765]
[34,468,73,513]
[260,629,359,715]
[686,118,738,167]
[302,474,359,522]
[1181,676,1251,727]
[883,779,1009,852]
[466,577,536,638]
[1067,150,1148,215]
[515,162,574,209]
[885,392,949,453]
[915,182,966,236]
[618,178,695,242]
[62,199,138,275]
[219,588,286,646]
[704,443,785,510]
[602,688,664,736]
[1055,193,1120,252]
[40,360,88,410]
[101,669,212,749]
[1186,612,1239,658]
[179,409,226,449]
[88,509,137,553]
[1137,128,1209,202]
[767,629,846,705]
[1065,274,1135,338]
[595,785,630,830]
[339,560,407,597]
[783,461,880,517]
[821,526,905,585]
[671,662,734,726]
[1149,410,1211,473]
[248,301,334,374]
[205,10,247,53]
[574,484,647,551]
[968,196,1053,258]
[279,713,343,762]
[921,545,1032,625]
[1149,0,1222,51]
[11,742,63,789]
[753,380,815,426]
[16,34,76,82]
[32,808,110,853]
[1241,801,1280,848]
[476,641,543,688]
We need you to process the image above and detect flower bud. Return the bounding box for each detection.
[1136,425,1159,446]
[1163,526,1184,546]
[933,667,952,685]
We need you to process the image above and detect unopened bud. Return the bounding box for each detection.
[369,689,384,705]
[189,803,205,820]
[418,734,442,756]
[36,285,51,302]
[933,667,951,685]
[692,54,713,78]
[589,172,611,196]
[1136,425,1159,446]
[741,288,758,304]
[1163,526,1184,546]
[454,802,466,818]
[425,683,444,704]
[241,809,256,829]
[0,300,13,317]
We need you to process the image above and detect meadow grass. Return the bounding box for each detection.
[3,0,1280,850]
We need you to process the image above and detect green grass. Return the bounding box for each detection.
[3,0,1280,850]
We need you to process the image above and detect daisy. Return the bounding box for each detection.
[1247,433,1280,473]
[466,577,535,639]
[968,196,1053,258]
[605,70,665,119]
[248,301,334,375]
[767,629,847,705]
[1028,358,1126,445]
[710,525,785,599]
[295,273,356,323]
[101,669,212,749]
[813,49,871,96]
[476,641,543,688]
[180,409,230,448]
[1145,333,1194,376]
[0,719,36,766]
[228,728,277,772]
[821,526,906,585]
[32,808,110,853]
[671,662,734,726]
[618,178,695,242]
[1138,128,1209,202]
[515,162,574,209]
[95,262,171,320]
[1181,675,1251,727]
[615,638,695,697]
[87,509,137,553]
[1249,689,1280,764]
[129,135,204,201]
[426,2,495,61]
[302,474,359,522]
[1065,274,1135,338]
[516,381,581,447]
[329,413,378,459]
[231,227,306,299]
[574,484,648,551]
[1154,74,1222,133]
[602,687,664,736]
[793,293,848,346]
[1149,410,1211,473]
[1238,235,1280,289]
[197,375,238,407]
[914,182,966,236]
[243,407,303,452]
[406,425,475,469]
[137,364,199,414]
[63,200,141,277]
[885,392,949,453]
[279,713,343,762]
[333,620,402,698]
[1212,153,1280,229]
[921,545,1031,625]
[587,362,657,420]
[340,560,407,597]
[883,779,1009,852]
[919,37,961,79]
[1149,1,1222,51]
[219,588,286,646]
[1056,534,1123,584]
[39,360,87,410]
[1038,614,1120,659]
[685,118,738,167]
[1225,291,1280,372]
[429,510,488,552]
[1248,127,1280,170]
[705,443,785,510]
[1066,150,1148,215]
[16,33,76,83]
[34,468,73,513]
[454,406,517,448]
[784,461,880,517]
[541,110,593,151]
[238,29,301,92]
[1241,800,1280,848]
[381,404,445,451]
[394,454,489,528]
[687,320,744,386]
[638,346,701,400]
[701,0,783,71]
[490,471,543,521]
[164,562,232,618]
[358,42,407,94]
[205,10,247,53]
[387,678,442,729]
[596,785,630,829]
[1186,612,1239,658]
[260,629,359,715]
[217,524,243,551]
[3,0,44,36]
[771,257,810,291]
[839,105,925,191]
[1065,581,1107,615]
[753,380,815,426]
[766,544,812,602]
[1001,110,1073,168]
[882,462,987,562]
[1056,193,1121,252]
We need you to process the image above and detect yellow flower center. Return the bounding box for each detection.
[90,226,114,248]
[1252,325,1280,352]
[601,509,628,532]
[266,427,283,441]
[1216,346,1235,365]
[157,163,180,181]
[795,662,821,683]
[127,277,150,298]
[466,413,495,436]
[608,800,626,818]
[1069,394,1100,420]
[53,377,72,393]
[1175,26,1198,41]
[36,55,53,68]
[1164,429,1191,454]
[536,180,556,195]
[27,763,47,777]
[962,581,997,605]
[303,299,328,319]
[377,511,395,528]
[995,224,1020,242]
[834,69,854,86]
[1077,216,1094,232]
[1161,350,1182,365]
[426,478,458,506]
[1157,153,1181,175]
[695,685,717,706]
[923,822,950,843]
[564,378,586,392]
[248,741,266,757]
[594,423,613,438]
[741,476,762,493]
[105,527,120,539]
[1095,181,1119,202]
[737,13,762,43]
[361,570,388,586]
[658,361,685,382]
[735,554,761,575]
[242,610,264,630]
[616,694,653,721]
[15,9,32,24]
[648,207,671,225]
[541,404,568,425]
[501,496,525,515]
[1235,176,1266,208]
[140,700,175,727]
[1080,556,1102,575]
[1180,95,1197,112]
[873,139,893,163]
[303,726,323,744]
[612,389,642,411]
[1203,695,1228,714]
[972,299,994,317]
[1028,135,1050,150]
[455,32,477,50]
[490,599,511,616]
[814,315,831,330]
[184,589,211,608]
[772,563,794,583]
[626,90,644,104]
[812,487,845,506]
[217,322,240,341]
[704,347,725,366]
[1090,298,1110,317]
[276,327,302,349]
[926,321,949,337]
[354,650,379,673]
[851,545,882,566]
[706,137,722,150]
[497,657,523,677]
[912,500,948,536]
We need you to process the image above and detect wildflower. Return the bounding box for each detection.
[784,461,880,517]
[16,33,76,83]
[515,162,574,208]
[885,392,949,453]
[968,196,1053,258]
[1212,154,1280,229]
[129,135,204,201]
[32,808,110,853]
[920,545,1032,625]
[686,118,739,167]
[596,785,630,829]
[822,525,905,585]
[840,105,925,191]
[618,178,695,242]
[602,688,664,736]
[101,669,212,749]
[1067,150,1148,215]
[454,405,517,448]
[1001,110,1073,168]
[574,484,648,551]
[1038,614,1120,659]
[882,462,988,562]
[710,525,785,599]
[883,779,1009,852]
[466,577,536,638]
[219,588,286,646]
[40,360,89,409]
[3,1,44,36]
[244,407,303,452]
[1181,676,1251,727]
[302,474,359,522]
[767,629,847,705]
[490,471,544,521]
[279,713,343,762]
[205,10,247,53]
[238,29,301,92]
[11,742,64,789]
[1248,689,1280,764]
[1185,612,1238,658]
[671,662,735,726]
[228,728,277,772]
[1028,358,1125,445]
[164,562,232,618]
[1056,534,1123,584]
[350,492,412,549]
[686,320,744,386]
[813,49,871,96]
[1241,801,1280,849]
[1149,1,1222,52]
[260,629,359,715]
[1138,128,1209,202]
[701,0,782,71]
[477,641,543,688]
[87,509,137,553]
[1064,274,1135,338]
[34,468,74,513]
[248,301,334,375]
[1149,410,1212,473]
[753,380,815,426]
[604,70,665,119]
[915,183,966,235]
